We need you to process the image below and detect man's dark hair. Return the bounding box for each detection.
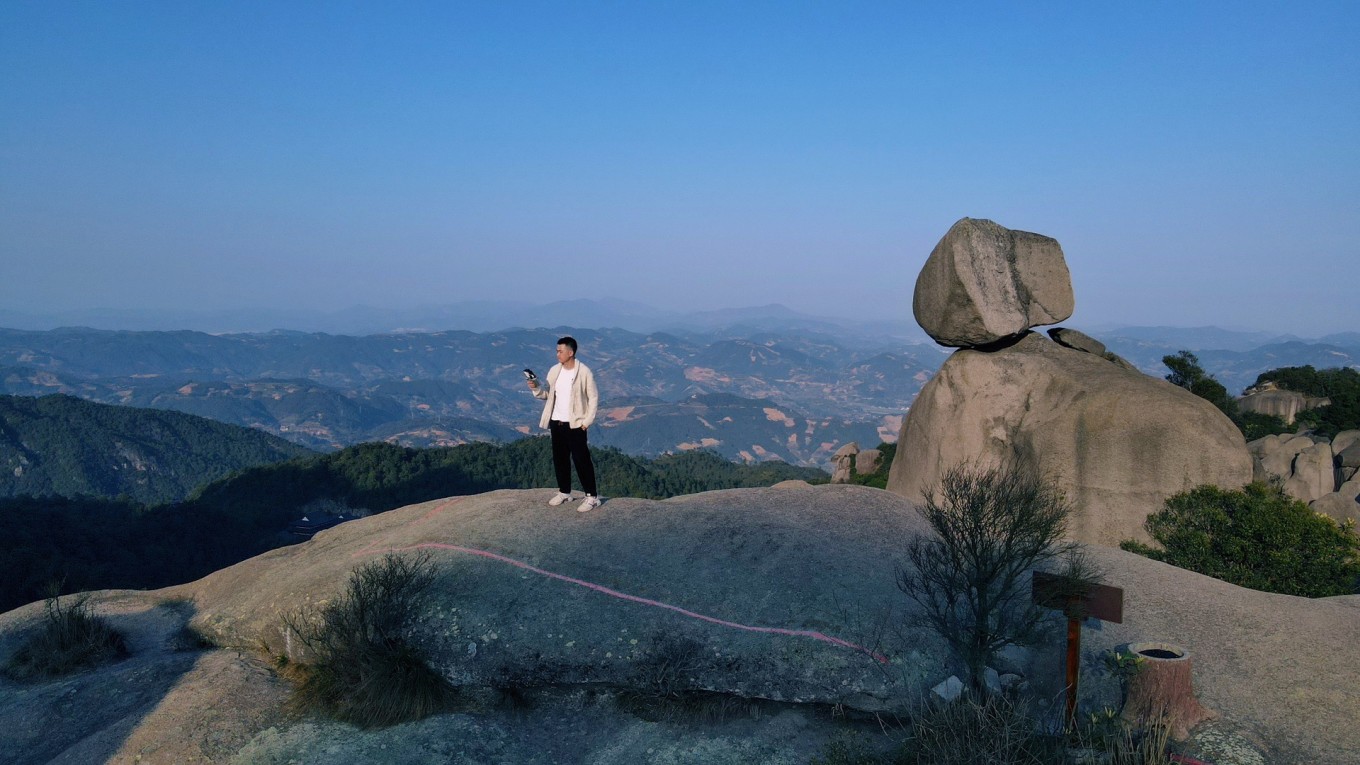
[557,336,578,354]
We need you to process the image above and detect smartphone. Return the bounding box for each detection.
[523,368,537,381]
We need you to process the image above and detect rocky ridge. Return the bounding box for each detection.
[1,486,1356,764]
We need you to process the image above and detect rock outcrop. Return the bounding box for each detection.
[1,486,1355,765]
[888,332,1253,546]
[1250,431,1360,521]
[913,218,1074,347]
[1047,326,1107,356]
[829,442,859,482]
[1283,441,1335,503]
[1238,385,1331,425]
[854,448,883,476]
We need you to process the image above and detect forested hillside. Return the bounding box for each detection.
[0,393,314,504]
[0,438,825,613]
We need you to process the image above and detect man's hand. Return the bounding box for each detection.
[527,379,538,390]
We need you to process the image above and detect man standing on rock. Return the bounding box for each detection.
[528,336,601,511]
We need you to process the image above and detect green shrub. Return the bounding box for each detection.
[806,695,1173,765]
[1121,482,1360,597]
[282,552,455,727]
[902,694,1058,765]
[1070,708,1172,765]
[897,460,1086,693]
[3,589,128,680]
[1163,351,1239,424]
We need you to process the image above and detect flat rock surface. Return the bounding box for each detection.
[2,485,1356,764]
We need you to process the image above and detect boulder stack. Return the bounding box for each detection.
[829,442,859,483]
[889,218,1254,546]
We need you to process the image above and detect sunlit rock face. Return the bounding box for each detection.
[913,217,1074,348]
[888,332,1253,546]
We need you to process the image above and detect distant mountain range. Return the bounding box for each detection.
[0,299,927,343]
[0,393,314,504]
[0,322,940,464]
[0,305,1354,466]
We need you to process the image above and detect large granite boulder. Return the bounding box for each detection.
[855,448,883,476]
[1311,479,1360,524]
[1333,430,1360,456]
[887,333,1254,546]
[1282,441,1335,503]
[913,218,1074,348]
[1248,434,1313,483]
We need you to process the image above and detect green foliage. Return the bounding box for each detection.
[1071,710,1172,765]
[282,553,454,728]
[3,587,128,680]
[806,695,1173,765]
[1121,482,1360,597]
[1103,650,1146,708]
[897,461,1081,693]
[1238,410,1291,441]
[0,438,821,614]
[0,393,312,504]
[1162,351,1240,424]
[1252,365,1360,439]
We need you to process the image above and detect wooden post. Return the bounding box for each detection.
[1064,615,1081,729]
[1120,642,1215,740]
[1031,571,1124,731]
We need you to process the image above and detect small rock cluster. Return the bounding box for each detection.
[828,442,882,483]
[1250,430,1360,523]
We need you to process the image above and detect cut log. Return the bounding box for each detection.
[1120,641,1215,740]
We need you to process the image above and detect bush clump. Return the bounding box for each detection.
[4,589,128,680]
[809,694,1173,764]
[1121,482,1360,597]
[282,552,455,727]
[897,460,1089,693]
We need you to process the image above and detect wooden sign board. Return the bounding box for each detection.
[1032,571,1124,624]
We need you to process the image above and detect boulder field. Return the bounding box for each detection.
[1,485,1356,764]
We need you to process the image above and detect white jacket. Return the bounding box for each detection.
[533,361,599,430]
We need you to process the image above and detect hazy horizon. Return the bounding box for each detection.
[3,3,1357,337]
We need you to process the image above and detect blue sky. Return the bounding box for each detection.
[2,1,1357,335]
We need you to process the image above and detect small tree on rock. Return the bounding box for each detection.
[897,460,1083,694]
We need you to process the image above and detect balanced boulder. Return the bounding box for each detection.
[830,442,859,483]
[913,218,1074,347]
[887,333,1253,546]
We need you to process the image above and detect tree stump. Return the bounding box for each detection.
[1120,641,1215,740]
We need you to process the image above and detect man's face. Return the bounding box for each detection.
[556,344,574,364]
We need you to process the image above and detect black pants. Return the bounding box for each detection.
[549,420,597,496]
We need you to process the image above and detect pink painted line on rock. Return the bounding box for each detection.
[363,541,889,664]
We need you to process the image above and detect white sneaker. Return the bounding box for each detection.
[548,492,573,507]
[578,495,602,512]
